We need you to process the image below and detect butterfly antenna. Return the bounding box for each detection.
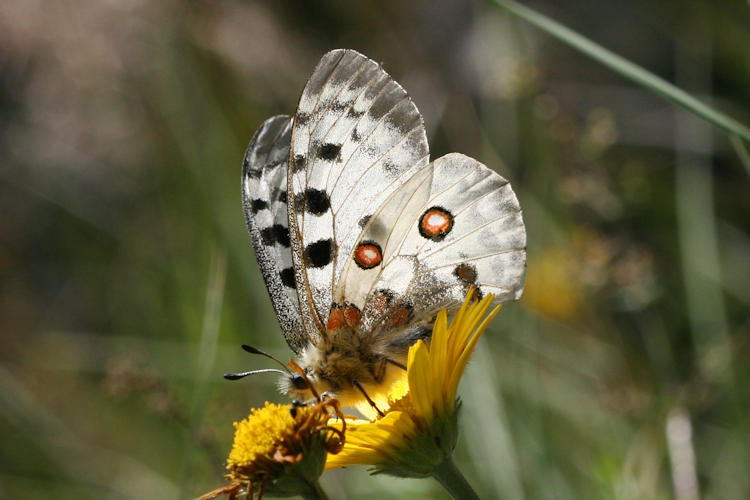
[241,344,292,374]
[224,368,288,380]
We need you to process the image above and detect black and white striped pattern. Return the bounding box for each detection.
[242,115,306,353]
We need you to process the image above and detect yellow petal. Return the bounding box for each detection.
[448,304,501,397]
[408,340,434,420]
[325,287,507,476]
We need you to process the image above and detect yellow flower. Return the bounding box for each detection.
[326,288,501,478]
[198,400,343,500]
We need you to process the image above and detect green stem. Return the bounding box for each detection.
[489,0,750,144]
[432,456,480,500]
[301,480,330,500]
[730,134,750,177]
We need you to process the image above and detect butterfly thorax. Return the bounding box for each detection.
[279,328,399,406]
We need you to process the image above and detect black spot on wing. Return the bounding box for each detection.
[276,226,291,247]
[382,160,400,176]
[273,189,287,204]
[292,154,306,173]
[331,100,349,112]
[358,215,371,229]
[292,190,330,215]
[347,108,364,119]
[295,112,310,126]
[304,238,334,268]
[293,193,304,212]
[351,127,361,142]
[280,267,296,289]
[385,103,421,134]
[250,199,268,213]
[317,143,341,162]
[260,224,291,247]
[368,94,394,121]
[304,189,330,215]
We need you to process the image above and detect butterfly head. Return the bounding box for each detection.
[277,344,340,402]
[278,363,314,400]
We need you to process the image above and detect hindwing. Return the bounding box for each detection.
[336,153,526,346]
[242,115,306,353]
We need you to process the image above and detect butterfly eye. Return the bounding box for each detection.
[291,373,308,390]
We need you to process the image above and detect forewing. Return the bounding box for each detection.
[338,153,526,339]
[242,115,306,353]
[288,49,430,338]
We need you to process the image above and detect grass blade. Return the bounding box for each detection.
[490,0,750,144]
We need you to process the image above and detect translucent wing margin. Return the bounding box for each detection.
[288,49,430,339]
[242,115,306,353]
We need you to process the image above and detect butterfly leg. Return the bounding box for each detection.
[290,399,308,418]
[352,379,385,417]
[385,358,407,371]
[317,391,336,402]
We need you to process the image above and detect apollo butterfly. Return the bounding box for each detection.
[239,49,526,408]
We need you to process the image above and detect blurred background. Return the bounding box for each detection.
[1,0,749,498]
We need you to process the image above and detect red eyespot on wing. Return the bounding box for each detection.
[370,289,393,314]
[343,303,361,327]
[454,263,477,283]
[388,305,413,327]
[418,206,453,241]
[354,241,382,269]
[327,305,344,330]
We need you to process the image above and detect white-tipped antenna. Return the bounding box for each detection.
[223,344,292,381]
[241,344,292,372]
[223,368,287,381]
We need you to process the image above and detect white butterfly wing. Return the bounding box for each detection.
[338,153,526,338]
[288,49,430,338]
[242,115,306,353]
[244,50,526,358]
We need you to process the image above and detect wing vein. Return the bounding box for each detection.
[304,51,348,174]
[409,173,510,258]
[414,247,526,273]
[331,123,423,215]
[323,68,384,192]
[307,57,369,159]
[382,167,478,266]
[329,94,411,199]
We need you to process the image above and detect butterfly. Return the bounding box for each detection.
[240,49,526,410]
